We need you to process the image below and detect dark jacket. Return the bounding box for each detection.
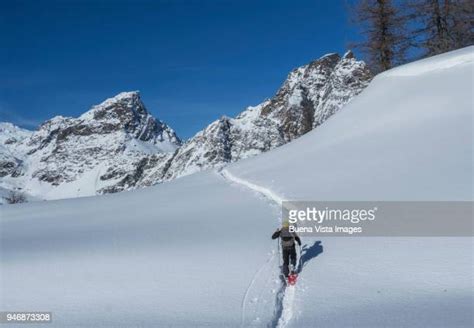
[272,227,301,249]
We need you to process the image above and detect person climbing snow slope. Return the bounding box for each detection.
[272,221,301,278]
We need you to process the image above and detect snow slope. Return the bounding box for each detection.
[0,47,472,328]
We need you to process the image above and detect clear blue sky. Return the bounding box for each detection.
[1,0,358,139]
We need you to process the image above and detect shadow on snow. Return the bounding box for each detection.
[298,240,324,273]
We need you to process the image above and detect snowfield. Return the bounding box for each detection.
[1,172,282,327]
[1,47,473,327]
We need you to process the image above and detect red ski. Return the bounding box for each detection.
[287,273,298,285]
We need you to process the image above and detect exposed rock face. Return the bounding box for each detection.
[0,149,21,178]
[0,51,372,201]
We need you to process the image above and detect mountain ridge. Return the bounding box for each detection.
[0,51,372,202]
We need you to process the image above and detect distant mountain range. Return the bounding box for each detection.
[0,51,371,202]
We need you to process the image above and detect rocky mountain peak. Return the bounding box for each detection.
[26,92,182,153]
[343,50,355,59]
[77,91,180,145]
[81,91,143,122]
[307,52,341,69]
[258,52,372,141]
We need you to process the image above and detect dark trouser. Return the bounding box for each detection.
[282,246,297,277]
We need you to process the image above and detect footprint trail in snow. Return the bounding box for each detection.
[218,168,297,328]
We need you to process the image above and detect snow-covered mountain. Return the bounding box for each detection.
[0,52,371,202]
[1,47,472,327]
[0,92,181,201]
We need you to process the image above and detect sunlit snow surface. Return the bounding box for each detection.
[1,47,473,327]
[1,172,282,327]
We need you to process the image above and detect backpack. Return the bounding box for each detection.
[280,227,295,249]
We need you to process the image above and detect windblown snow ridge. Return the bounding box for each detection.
[384,46,474,77]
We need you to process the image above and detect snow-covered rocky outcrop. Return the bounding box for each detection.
[0,52,371,201]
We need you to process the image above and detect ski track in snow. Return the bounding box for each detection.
[240,249,276,327]
[218,168,296,328]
